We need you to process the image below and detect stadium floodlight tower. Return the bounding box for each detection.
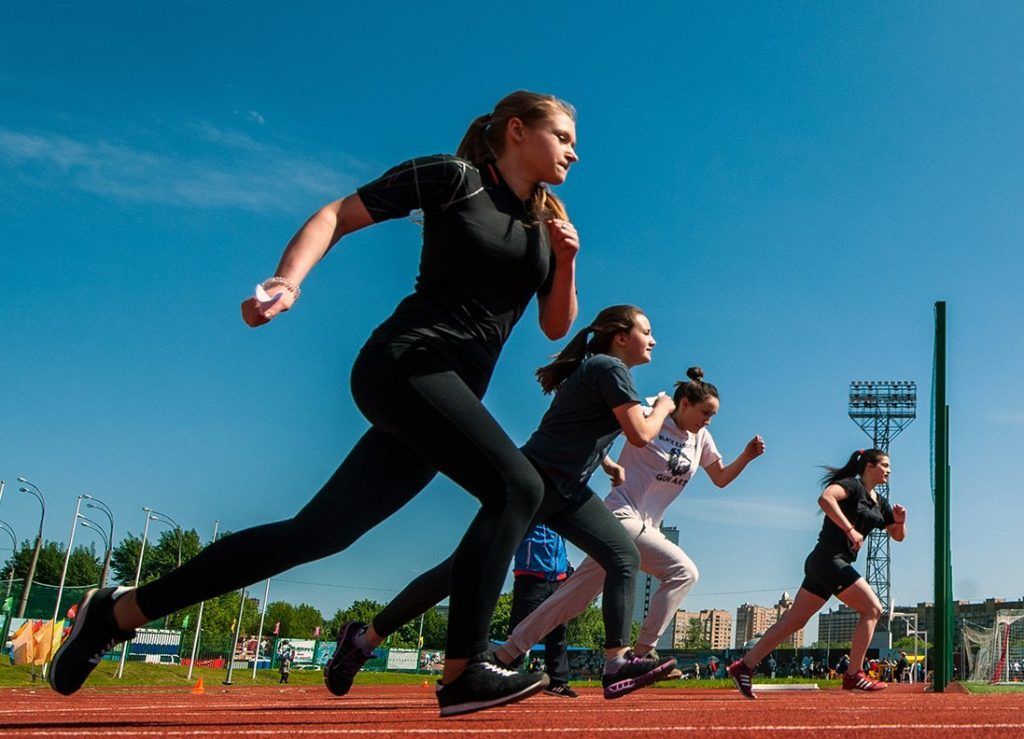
[848,380,916,648]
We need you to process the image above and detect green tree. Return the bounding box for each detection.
[177,590,262,657]
[681,617,711,650]
[394,606,448,649]
[566,603,605,650]
[489,592,514,643]
[110,528,204,586]
[292,603,325,639]
[893,636,932,652]
[325,599,387,641]
[1,539,101,586]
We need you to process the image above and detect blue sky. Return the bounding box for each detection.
[2,3,1022,643]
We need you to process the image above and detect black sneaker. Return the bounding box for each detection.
[49,587,136,696]
[324,621,376,697]
[436,653,549,717]
[543,682,579,698]
[602,650,676,699]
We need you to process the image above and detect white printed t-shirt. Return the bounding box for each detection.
[604,416,722,526]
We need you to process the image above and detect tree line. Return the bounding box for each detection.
[2,531,619,653]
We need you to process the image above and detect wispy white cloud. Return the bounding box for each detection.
[246,111,266,126]
[0,123,362,213]
[673,495,821,532]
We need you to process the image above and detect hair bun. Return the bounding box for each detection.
[686,366,704,382]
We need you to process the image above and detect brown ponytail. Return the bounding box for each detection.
[536,305,643,393]
[456,90,575,222]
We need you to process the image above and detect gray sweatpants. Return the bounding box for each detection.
[505,508,699,657]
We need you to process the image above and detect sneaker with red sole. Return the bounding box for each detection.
[726,659,757,700]
[842,671,887,691]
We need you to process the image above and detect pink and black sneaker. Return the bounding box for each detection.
[842,670,887,691]
[602,651,676,699]
[727,659,757,700]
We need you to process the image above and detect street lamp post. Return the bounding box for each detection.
[0,521,16,602]
[15,478,46,618]
[224,586,247,685]
[146,512,182,629]
[0,520,17,645]
[52,496,86,625]
[116,507,177,678]
[82,496,114,588]
[825,608,832,669]
[77,518,109,593]
[187,520,219,681]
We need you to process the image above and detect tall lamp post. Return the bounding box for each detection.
[187,520,219,681]
[116,507,177,678]
[0,520,17,645]
[82,495,114,588]
[77,518,109,588]
[15,478,46,618]
[52,496,86,625]
[52,510,109,626]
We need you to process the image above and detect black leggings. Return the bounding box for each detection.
[373,478,641,650]
[135,342,545,658]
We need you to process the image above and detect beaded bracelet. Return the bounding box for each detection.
[261,276,301,300]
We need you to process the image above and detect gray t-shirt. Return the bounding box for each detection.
[522,354,640,500]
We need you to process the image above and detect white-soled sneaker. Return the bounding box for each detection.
[436,653,549,717]
[49,587,137,696]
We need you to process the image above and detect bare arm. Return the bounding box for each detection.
[536,219,579,339]
[612,395,675,448]
[704,435,765,488]
[600,455,626,487]
[887,504,907,542]
[242,195,374,326]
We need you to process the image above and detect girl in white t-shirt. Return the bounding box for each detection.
[495,366,764,666]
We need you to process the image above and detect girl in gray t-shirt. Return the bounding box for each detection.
[353,305,683,701]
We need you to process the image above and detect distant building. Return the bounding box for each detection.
[633,525,680,650]
[891,597,1024,646]
[673,609,732,649]
[818,605,859,645]
[816,596,1024,649]
[736,592,803,649]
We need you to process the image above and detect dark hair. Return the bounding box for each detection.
[820,448,888,487]
[672,366,719,406]
[535,305,643,394]
[456,90,575,222]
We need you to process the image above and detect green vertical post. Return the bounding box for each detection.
[933,301,952,690]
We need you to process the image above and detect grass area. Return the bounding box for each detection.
[962,682,1024,694]
[0,662,836,691]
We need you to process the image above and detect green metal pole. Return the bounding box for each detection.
[933,301,950,691]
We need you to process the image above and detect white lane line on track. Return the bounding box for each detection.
[8,724,1024,736]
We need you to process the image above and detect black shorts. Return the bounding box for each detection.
[801,548,862,600]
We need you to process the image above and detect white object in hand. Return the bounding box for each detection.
[255,284,283,307]
[644,392,669,406]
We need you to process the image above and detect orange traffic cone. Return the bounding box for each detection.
[422,679,429,688]
[192,677,205,695]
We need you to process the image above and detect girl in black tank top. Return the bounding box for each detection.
[726,449,907,698]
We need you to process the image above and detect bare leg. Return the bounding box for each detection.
[742,588,825,668]
[835,578,883,675]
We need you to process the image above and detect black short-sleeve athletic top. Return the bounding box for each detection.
[813,477,896,561]
[357,155,554,386]
[522,354,641,501]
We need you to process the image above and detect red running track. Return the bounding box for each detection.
[0,683,1021,738]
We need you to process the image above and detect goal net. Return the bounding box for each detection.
[963,610,1024,683]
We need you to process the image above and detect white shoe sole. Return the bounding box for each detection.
[439,674,550,717]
